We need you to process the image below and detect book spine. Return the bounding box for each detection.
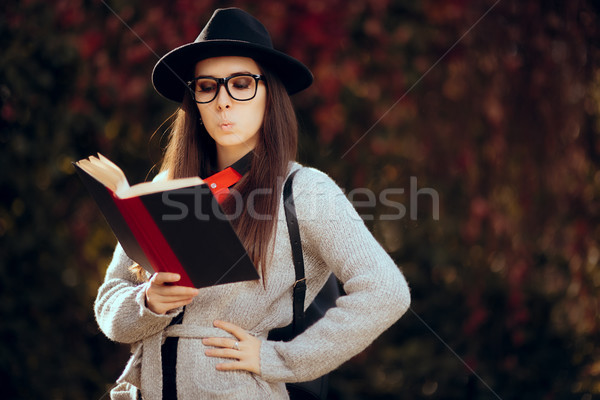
[109,190,195,288]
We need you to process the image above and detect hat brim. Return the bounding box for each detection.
[152,40,313,103]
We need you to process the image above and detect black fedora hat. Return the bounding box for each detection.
[152,7,313,103]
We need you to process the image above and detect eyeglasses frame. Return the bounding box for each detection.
[187,73,266,104]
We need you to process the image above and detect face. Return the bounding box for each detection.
[192,56,267,163]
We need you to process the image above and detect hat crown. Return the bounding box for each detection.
[196,8,273,49]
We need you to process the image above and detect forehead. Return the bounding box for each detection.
[193,56,261,77]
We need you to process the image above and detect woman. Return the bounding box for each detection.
[95,7,410,400]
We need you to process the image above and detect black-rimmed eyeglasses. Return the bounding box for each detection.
[187,73,265,104]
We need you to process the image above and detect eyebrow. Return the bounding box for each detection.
[193,70,257,79]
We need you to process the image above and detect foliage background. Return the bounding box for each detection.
[1,0,599,399]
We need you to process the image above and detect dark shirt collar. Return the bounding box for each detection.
[229,151,253,176]
[209,151,254,176]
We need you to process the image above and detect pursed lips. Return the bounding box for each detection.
[219,121,234,130]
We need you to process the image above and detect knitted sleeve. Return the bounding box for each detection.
[259,168,411,382]
[94,243,182,344]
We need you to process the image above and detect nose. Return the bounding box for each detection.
[215,83,231,109]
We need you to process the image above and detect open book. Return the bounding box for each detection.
[74,154,259,288]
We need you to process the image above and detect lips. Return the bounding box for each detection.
[220,121,234,130]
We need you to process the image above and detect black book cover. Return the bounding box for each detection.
[74,163,259,288]
[139,185,259,288]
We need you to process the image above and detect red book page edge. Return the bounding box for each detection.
[108,188,195,288]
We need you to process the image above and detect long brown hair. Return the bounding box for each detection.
[159,66,298,282]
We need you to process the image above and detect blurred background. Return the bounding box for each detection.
[1,0,599,399]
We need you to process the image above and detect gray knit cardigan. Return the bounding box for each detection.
[95,164,411,400]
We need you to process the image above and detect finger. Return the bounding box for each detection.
[149,303,188,315]
[202,337,237,349]
[151,285,199,298]
[152,272,183,285]
[145,293,196,309]
[205,348,241,360]
[216,360,259,374]
[155,296,196,306]
[216,361,246,371]
[213,320,248,340]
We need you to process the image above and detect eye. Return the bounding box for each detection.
[196,79,217,93]
[230,76,253,90]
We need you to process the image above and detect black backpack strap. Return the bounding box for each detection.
[283,169,306,334]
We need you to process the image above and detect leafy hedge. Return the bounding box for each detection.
[1,0,598,398]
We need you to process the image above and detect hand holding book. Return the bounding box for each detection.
[145,272,200,314]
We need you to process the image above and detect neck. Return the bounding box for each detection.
[216,145,255,170]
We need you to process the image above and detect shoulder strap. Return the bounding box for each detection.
[283,169,306,334]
